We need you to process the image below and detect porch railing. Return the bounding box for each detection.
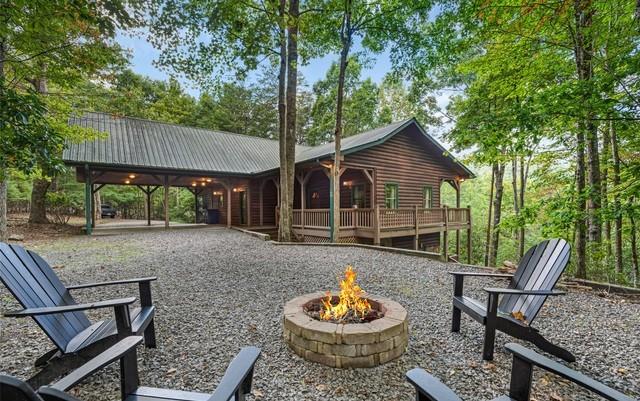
[291,206,470,230]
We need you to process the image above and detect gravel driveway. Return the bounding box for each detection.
[1,228,638,401]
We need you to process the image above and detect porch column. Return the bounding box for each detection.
[455,180,461,259]
[247,183,251,226]
[467,204,472,264]
[146,186,152,226]
[194,188,199,224]
[259,180,264,226]
[163,175,169,229]
[442,205,449,261]
[226,184,232,228]
[84,164,92,235]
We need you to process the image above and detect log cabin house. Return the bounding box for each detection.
[64,112,474,259]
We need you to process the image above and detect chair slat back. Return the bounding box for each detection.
[0,243,90,351]
[499,239,571,323]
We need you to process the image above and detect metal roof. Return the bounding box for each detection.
[64,112,473,177]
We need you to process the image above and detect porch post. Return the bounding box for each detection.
[163,175,169,229]
[84,164,92,235]
[414,205,419,250]
[298,173,306,237]
[194,189,199,224]
[373,205,380,246]
[467,204,472,264]
[226,184,232,228]
[247,183,251,227]
[146,186,151,226]
[259,180,264,226]
[442,205,449,261]
[455,181,461,259]
[91,182,96,229]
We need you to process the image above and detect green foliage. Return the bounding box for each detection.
[0,86,65,179]
[46,190,82,225]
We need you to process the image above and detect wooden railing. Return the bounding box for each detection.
[291,206,470,231]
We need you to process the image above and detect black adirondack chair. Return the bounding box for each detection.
[0,242,157,387]
[0,336,261,401]
[450,238,574,361]
[406,343,636,401]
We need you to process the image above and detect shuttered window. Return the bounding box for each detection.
[423,186,433,208]
[384,183,399,209]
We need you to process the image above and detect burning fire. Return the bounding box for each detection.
[320,265,371,321]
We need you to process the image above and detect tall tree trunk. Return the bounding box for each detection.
[518,155,528,260]
[29,71,51,224]
[601,122,612,258]
[511,158,522,259]
[610,121,623,273]
[629,198,639,285]
[575,127,588,279]
[0,38,8,241]
[332,0,352,243]
[574,0,601,243]
[277,0,290,241]
[484,163,496,266]
[284,0,298,241]
[489,163,505,267]
[29,179,50,223]
[0,176,6,242]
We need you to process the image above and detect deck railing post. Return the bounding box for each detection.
[414,205,419,250]
[442,205,449,261]
[374,205,380,245]
[467,204,472,264]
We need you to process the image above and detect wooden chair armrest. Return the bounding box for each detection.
[208,346,262,401]
[36,387,82,401]
[505,343,635,401]
[449,271,513,278]
[4,297,136,317]
[406,368,463,401]
[66,277,157,290]
[46,336,143,392]
[483,288,565,296]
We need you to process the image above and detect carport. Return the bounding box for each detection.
[63,112,282,234]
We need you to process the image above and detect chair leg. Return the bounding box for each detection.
[144,319,157,348]
[528,330,575,362]
[451,306,461,332]
[482,324,496,360]
[34,348,60,367]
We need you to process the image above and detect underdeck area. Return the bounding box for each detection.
[1,228,637,401]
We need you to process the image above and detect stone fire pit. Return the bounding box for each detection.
[283,291,409,368]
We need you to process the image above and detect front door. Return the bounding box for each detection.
[239,191,247,225]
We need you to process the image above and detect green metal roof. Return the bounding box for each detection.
[64,112,473,177]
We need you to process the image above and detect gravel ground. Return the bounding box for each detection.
[1,228,638,401]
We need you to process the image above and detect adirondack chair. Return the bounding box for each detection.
[0,336,261,401]
[0,242,157,387]
[406,343,636,401]
[450,238,574,361]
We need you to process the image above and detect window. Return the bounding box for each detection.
[384,183,399,209]
[423,186,433,208]
[351,184,365,208]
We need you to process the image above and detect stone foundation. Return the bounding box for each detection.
[283,292,409,368]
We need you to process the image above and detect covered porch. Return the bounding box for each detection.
[77,165,279,234]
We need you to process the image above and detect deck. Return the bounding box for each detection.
[289,206,471,260]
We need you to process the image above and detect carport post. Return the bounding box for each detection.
[84,164,92,235]
[163,175,169,229]
[226,184,232,228]
[146,186,152,226]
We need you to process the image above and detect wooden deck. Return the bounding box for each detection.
[290,206,472,261]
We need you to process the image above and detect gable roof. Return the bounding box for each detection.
[63,112,473,177]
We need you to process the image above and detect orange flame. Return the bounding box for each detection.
[320,265,371,321]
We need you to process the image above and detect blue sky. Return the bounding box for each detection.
[116,32,393,97]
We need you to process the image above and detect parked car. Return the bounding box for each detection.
[101,204,117,218]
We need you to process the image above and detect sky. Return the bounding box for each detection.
[116,30,455,140]
[116,31,393,97]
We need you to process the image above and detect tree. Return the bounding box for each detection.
[149,0,298,240]
[0,0,140,225]
[0,86,65,240]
